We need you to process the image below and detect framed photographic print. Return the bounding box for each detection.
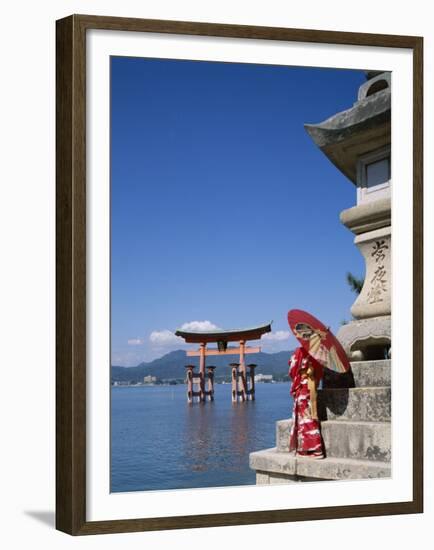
[56,14,423,535]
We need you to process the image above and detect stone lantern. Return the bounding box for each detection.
[249,72,392,485]
[305,71,391,361]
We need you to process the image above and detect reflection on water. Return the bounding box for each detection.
[111,383,292,493]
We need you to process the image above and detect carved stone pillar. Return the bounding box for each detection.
[337,198,391,360]
[304,71,392,361]
[351,229,391,319]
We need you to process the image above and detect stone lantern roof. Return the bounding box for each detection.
[304,72,391,184]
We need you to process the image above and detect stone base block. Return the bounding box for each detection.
[256,471,328,484]
[323,359,391,388]
[318,386,391,422]
[250,448,391,482]
[276,419,391,462]
[337,316,391,360]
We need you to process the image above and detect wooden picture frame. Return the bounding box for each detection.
[56,14,423,535]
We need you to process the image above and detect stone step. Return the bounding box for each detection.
[276,419,391,461]
[323,359,391,388]
[249,447,391,482]
[318,386,391,422]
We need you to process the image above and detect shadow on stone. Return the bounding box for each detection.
[318,367,354,420]
[318,387,350,419]
[323,367,355,389]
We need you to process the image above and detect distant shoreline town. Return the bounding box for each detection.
[111,348,293,387]
[112,372,286,387]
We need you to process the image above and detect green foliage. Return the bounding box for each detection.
[346,272,364,294]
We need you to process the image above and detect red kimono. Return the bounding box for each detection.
[288,346,324,458]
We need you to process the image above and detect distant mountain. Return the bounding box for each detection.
[111,349,294,383]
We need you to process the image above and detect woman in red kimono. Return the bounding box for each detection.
[288,346,325,458]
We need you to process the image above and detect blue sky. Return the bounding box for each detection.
[110,57,366,366]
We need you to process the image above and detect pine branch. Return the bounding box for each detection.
[346,272,364,294]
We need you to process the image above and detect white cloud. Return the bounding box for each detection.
[148,321,220,354]
[262,330,290,341]
[179,320,220,332]
[149,329,183,346]
[260,330,295,354]
[127,337,144,345]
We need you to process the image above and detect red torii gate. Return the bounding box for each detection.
[175,322,272,403]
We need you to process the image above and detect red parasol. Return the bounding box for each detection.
[287,309,350,373]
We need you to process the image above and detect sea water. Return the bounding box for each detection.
[111,382,292,492]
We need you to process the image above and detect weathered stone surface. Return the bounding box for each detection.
[295,455,390,480]
[340,197,391,235]
[256,472,270,484]
[250,448,391,481]
[249,447,297,476]
[351,228,391,319]
[276,419,292,452]
[323,359,391,388]
[269,473,298,485]
[304,88,390,184]
[325,421,391,462]
[276,419,391,462]
[255,471,325,485]
[337,318,391,359]
[358,72,391,101]
[349,360,391,387]
[318,387,391,422]
[304,89,390,150]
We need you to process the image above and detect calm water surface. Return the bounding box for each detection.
[111,383,292,492]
